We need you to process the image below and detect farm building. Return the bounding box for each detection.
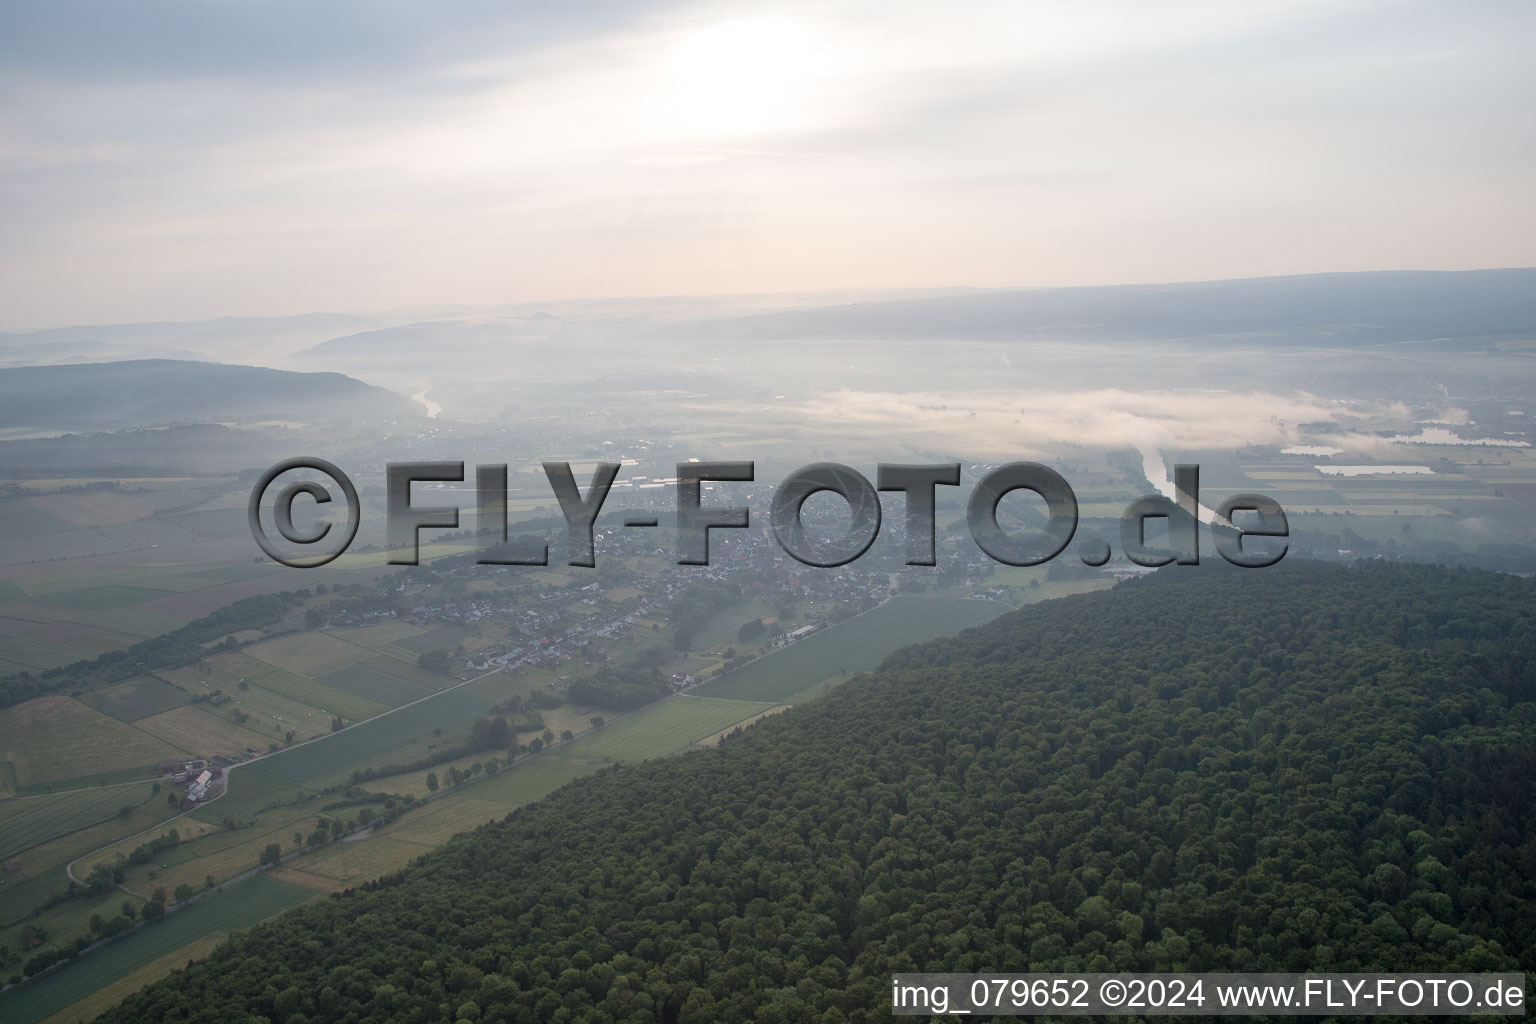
[187,769,213,802]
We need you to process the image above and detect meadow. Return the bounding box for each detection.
[0,698,183,790]
[0,784,166,862]
[555,696,778,765]
[239,687,495,784]
[75,678,189,723]
[694,596,1010,703]
[318,656,444,708]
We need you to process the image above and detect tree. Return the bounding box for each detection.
[419,649,452,674]
[737,618,766,642]
[261,843,283,867]
[561,729,574,743]
[425,771,439,793]
[469,716,511,751]
[174,883,196,903]
[527,737,544,754]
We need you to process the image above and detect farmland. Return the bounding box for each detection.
[556,696,778,765]
[0,875,314,1024]
[0,784,168,862]
[238,687,496,785]
[318,655,445,707]
[241,630,376,678]
[694,596,1011,703]
[76,678,189,723]
[0,698,184,789]
[131,706,274,759]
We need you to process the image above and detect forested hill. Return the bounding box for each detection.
[100,561,1535,1023]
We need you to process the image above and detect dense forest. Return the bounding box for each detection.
[97,560,1535,1022]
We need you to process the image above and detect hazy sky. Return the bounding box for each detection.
[2,0,1533,327]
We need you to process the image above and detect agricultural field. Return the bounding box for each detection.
[0,698,184,790]
[319,655,445,708]
[234,666,387,724]
[238,687,495,785]
[187,769,306,824]
[157,666,369,748]
[75,677,190,723]
[131,706,274,760]
[0,784,168,863]
[0,875,314,1024]
[37,931,229,1024]
[99,803,317,898]
[392,624,475,655]
[0,634,96,675]
[0,803,185,936]
[694,596,1010,703]
[242,630,375,678]
[0,888,144,978]
[273,834,436,894]
[688,598,776,653]
[556,695,777,765]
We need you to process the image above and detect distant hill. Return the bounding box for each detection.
[691,268,1536,345]
[0,312,391,365]
[297,314,570,361]
[0,359,419,431]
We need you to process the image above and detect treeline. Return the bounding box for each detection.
[567,648,673,710]
[95,560,1535,1023]
[0,590,315,708]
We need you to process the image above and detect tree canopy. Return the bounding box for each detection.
[96,560,1535,1023]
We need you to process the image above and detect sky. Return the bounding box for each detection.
[1,0,1534,328]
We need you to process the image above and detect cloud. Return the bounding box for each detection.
[1,0,1533,326]
[775,387,1407,458]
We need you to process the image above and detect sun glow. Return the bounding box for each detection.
[661,18,833,137]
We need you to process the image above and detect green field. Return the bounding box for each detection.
[243,630,376,677]
[0,875,314,1024]
[239,687,494,784]
[392,625,473,655]
[44,586,169,612]
[694,596,1010,702]
[556,696,777,765]
[319,655,442,707]
[0,635,89,674]
[354,697,777,855]
[0,784,164,862]
[441,753,597,811]
[0,697,185,789]
[188,768,306,823]
[77,677,189,723]
[242,667,387,724]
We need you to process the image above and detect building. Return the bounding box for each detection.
[187,769,213,802]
